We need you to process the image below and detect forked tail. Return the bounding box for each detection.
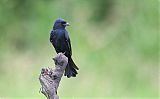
[64,58,79,78]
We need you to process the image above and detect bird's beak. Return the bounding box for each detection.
[65,22,70,26]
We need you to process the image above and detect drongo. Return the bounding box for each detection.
[50,18,79,78]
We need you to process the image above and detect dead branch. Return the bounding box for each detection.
[39,53,68,99]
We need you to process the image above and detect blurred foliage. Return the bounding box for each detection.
[0,0,159,98]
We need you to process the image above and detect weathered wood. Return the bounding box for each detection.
[39,53,68,99]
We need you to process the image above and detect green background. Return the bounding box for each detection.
[0,0,159,98]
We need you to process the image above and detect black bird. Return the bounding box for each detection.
[50,18,79,78]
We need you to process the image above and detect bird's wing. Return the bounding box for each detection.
[64,31,72,56]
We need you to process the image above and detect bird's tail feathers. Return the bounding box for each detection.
[64,58,79,78]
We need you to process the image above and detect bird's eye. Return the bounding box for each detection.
[61,21,66,24]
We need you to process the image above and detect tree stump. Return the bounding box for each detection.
[39,53,68,99]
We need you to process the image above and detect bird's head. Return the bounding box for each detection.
[53,18,70,29]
